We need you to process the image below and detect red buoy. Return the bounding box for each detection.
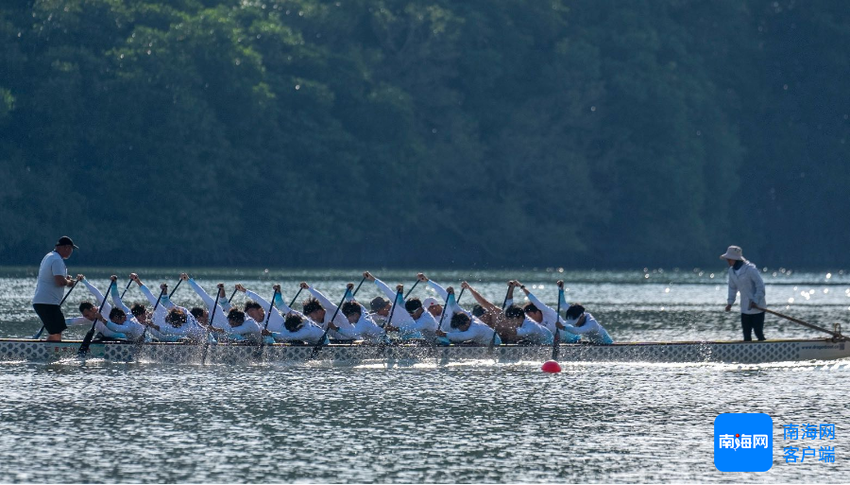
[541,360,562,373]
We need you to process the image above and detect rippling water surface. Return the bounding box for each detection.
[1,267,848,483]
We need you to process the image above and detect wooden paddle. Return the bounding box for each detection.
[77,280,115,357]
[754,305,844,339]
[31,279,80,339]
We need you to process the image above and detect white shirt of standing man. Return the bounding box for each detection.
[33,236,78,305]
[721,245,767,315]
[33,236,79,341]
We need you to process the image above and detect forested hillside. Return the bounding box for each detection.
[1,0,848,268]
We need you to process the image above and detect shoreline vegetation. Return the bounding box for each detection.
[1,0,848,269]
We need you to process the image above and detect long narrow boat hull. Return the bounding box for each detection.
[0,338,847,365]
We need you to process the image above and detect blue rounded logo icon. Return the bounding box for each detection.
[714,413,773,472]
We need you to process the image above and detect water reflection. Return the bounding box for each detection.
[1,362,848,483]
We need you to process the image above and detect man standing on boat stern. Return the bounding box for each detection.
[722,245,767,341]
[32,236,78,341]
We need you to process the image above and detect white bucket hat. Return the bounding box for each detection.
[422,297,441,309]
[720,245,744,261]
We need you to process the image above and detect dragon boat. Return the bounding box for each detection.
[0,337,847,365]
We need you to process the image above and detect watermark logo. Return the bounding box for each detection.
[715,413,773,472]
[781,423,836,464]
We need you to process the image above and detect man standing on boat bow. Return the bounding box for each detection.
[722,245,767,341]
[32,236,79,341]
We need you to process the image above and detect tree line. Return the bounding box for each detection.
[1,0,848,269]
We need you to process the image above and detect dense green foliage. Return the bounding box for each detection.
[1,0,848,268]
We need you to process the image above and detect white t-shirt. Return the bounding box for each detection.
[516,316,554,344]
[32,251,67,305]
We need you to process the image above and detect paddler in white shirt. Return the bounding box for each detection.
[234,283,282,343]
[362,272,424,339]
[416,273,447,319]
[219,308,263,343]
[241,283,325,344]
[127,273,173,340]
[327,292,387,343]
[58,275,104,332]
[103,276,146,341]
[436,287,501,345]
[180,273,231,325]
[143,306,204,342]
[278,313,326,345]
[510,306,554,345]
[301,282,357,340]
[363,271,434,340]
[558,303,614,345]
[514,280,580,343]
[131,273,207,341]
[74,275,127,340]
[383,298,439,339]
[417,273,486,327]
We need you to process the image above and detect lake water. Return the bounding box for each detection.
[1,267,848,483]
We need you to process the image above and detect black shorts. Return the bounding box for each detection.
[33,304,67,334]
